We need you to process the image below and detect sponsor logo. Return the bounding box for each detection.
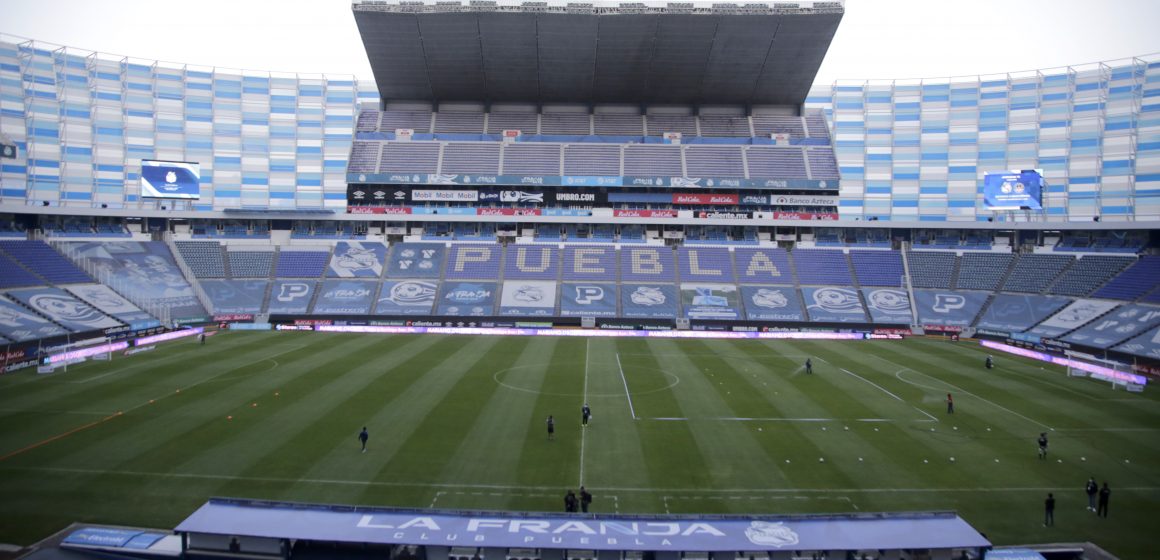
[741,195,769,205]
[574,286,604,304]
[809,288,862,313]
[444,284,493,304]
[867,289,910,314]
[385,281,436,305]
[352,189,366,200]
[751,288,788,309]
[426,174,459,185]
[744,521,799,548]
[698,211,750,219]
[324,288,372,299]
[28,294,109,326]
[630,286,666,306]
[512,284,544,303]
[555,192,596,202]
[276,283,311,302]
[932,293,965,313]
[334,245,381,273]
[500,191,544,203]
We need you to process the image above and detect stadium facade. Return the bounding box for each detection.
[0,34,1158,221]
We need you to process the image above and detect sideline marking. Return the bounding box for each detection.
[7,466,1159,495]
[616,352,638,420]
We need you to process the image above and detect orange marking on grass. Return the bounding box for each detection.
[0,412,122,462]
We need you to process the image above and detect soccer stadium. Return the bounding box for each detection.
[0,1,1158,559]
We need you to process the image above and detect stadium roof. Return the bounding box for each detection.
[352,0,844,107]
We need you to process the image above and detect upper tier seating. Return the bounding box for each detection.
[1092,256,1160,300]
[434,111,486,134]
[228,251,275,278]
[752,115,805,138]
[792,249,853,285]
[0,240,91,284]
[805,112,830,140]
[174,241,225,278]
[381,110,433,133]
[1001,254,1073,293]
[955,253,1013,291]
[502,144,562,176]
[745,147,808,179]
[807,148,841,180]
[593,114,644,136]
[275,251,330,278]
[623,145,682,177]
[685,146,745,178]
[646,114,697,136]
[441,143,501,175]
[380,142,441,175]
[906,251,955,289]
[486,111,539,135]
[348,141,379,173]
[1047,256,1135,297]
[356,110,380,132]
[699,115,752,137]
[850,251,904,287]
[540,113,591,135]
[563,145,621,176]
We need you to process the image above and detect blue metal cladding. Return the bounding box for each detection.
[809,54,1160,222]
[0,37,366,210]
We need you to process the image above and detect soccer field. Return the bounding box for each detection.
[0,332,1157,558]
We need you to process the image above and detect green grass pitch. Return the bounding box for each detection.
[0,332,1157,558]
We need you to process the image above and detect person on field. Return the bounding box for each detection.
[358,427,369,453]
[581,403,591,427]
[1038,432,1048,460]
[1085,477,1098,512]
[946,393,954,414]
[985,355,993,369]
[805,358,813,374]
[1098,482,1110,518]
[1044,493,1055,527]
[547,415,555,440]
[198,333,206,345]
[564,490,577,512]
[580,486,592,513]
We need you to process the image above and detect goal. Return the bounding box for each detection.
[1063,351,1145,392]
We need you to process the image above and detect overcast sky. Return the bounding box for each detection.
[3,0,1158,84]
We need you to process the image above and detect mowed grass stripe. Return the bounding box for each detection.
[614,338,683,419]
[514,338,584,489]
[0,332,343,466]
[581,337,652,493]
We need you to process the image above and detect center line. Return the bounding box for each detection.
[617,352,638,420]
[579,338,589,486]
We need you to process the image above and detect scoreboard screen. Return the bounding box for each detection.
[983,169,1043,210]
[140,160,201,199]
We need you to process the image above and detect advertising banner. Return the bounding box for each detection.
[1028,299,1120,338]
[741,286,805,321]
[5,288,123,332]
[1063,304,1160,349]
[613,209,677,218]
[65,284,154,324]
[267,281,315,315]
[313,280,377,315]
[386,244,445,279]
[673,193,739,205]
[499,281,558,317]
[802,287,868,323]
[0,297,70,341]
[771,195,840,206]
[680,283,742,320]
[412,189,479,202]
[861,288,912,324]
[328,242,388,278]
[913,290,990,327]
[621,284,679,319]
[375,280,437,315]
[559,283,619,317]
[347,172,834,191]
[437,282,498,316]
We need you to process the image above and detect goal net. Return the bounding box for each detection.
[1063,351,1146,392]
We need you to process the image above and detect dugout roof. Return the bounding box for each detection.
[352,1,844,106]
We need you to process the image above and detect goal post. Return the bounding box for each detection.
[1062,351,1146,392]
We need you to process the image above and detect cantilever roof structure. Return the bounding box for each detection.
[353,0,843,106]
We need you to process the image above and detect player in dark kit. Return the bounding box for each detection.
[985,355,993,369]
[582,404,591,427]
[580,486,592,513]
[358,427,368,453]
[1038,432,1048,460]
[1085,477,1098,512]
[547,415,555,440]
[1044,493,1055,527]
[805,358,813,374]
[1098,482,1110,518]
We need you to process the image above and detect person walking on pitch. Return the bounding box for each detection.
[1085,477,1098,512]
[1044,493,1055,527]
[805,358,813,374]
[358,427,369,453]
[547,415,555,440]
[1038,432,1049,460]
[946,393,954,414]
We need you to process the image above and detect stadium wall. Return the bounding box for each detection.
[1,35,1159,223]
